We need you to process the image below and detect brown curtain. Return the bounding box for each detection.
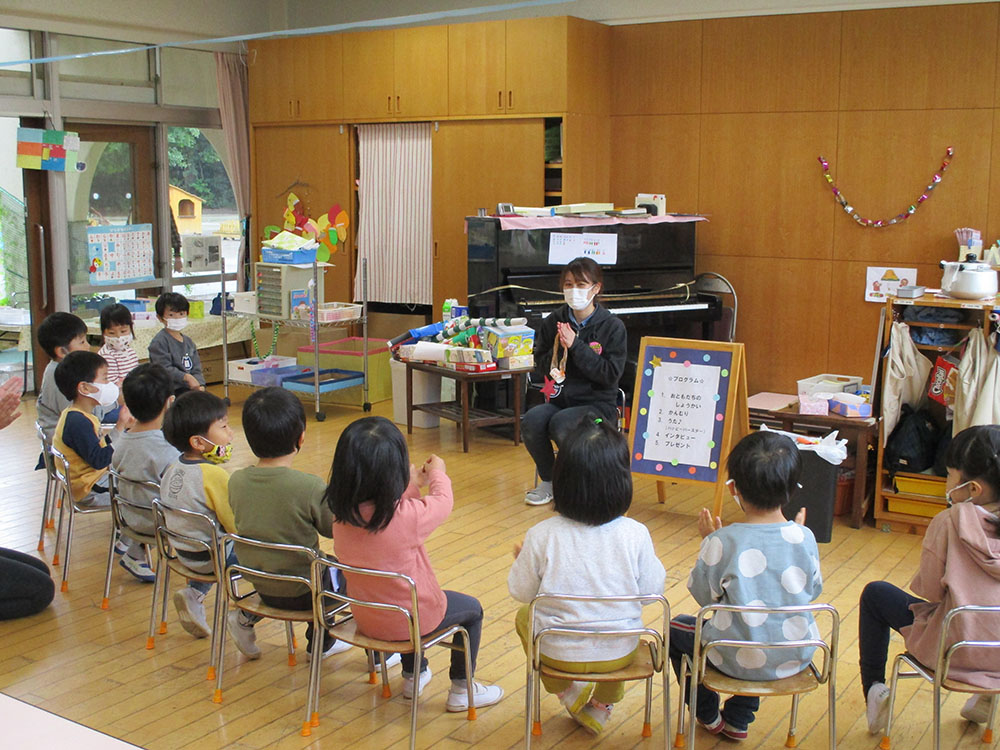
[214,51,251,291]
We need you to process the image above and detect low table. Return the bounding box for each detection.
[405,361,527,452]
[749,399,880,529]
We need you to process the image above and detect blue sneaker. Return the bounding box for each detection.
[119,555,155,583]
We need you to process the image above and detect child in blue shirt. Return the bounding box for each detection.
[669,431,823,741]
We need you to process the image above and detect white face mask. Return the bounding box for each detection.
[946,480,974,507]
[84,381,119,408]
[165,317,189,331]
[105,333,133,351]
[563,285,595,311]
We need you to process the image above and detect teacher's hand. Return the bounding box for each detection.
[0,377,22,430]
[557,321,576,349]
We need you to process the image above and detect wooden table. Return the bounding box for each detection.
[749,401,880,529]
[405,361,527,452]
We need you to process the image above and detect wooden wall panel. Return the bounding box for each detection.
[831,109,992,265]
[698,113,837,259]
[986,109,1000,243]
[701,13,841,113]
[840,3,998,111]
[562,113,611,203]
[696,254,833,395]
[567,17,611,116]
[609,22,702,115]
[608,115,700,210]
[431,120,544,310]
[251,125,354,303]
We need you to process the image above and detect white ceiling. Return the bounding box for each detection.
[0,0,989,45]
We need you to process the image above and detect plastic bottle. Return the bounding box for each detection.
[442,297,456,322]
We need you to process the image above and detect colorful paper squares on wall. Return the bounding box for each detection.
[15,127,84,172]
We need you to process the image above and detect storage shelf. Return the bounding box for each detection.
[223,311,365,329]
[906,321,977,330]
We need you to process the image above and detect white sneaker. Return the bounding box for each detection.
[373,651,402,670]
[961,694,996,724]
[119,554,155,583]
[446,680,504,712]
[524,484,553,506]
[402,667,433,699]
[173,587,210,639]
[308,638,353,661]
[559,681,595,716]
[226,610,261,660]
[866,682,891,735]
[113,537,129,555]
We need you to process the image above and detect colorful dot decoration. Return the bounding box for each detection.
[708,440,716,448]
[688,467,697,475]
[716,413,724,421]
[640,407,647,415]
[721,369,729,377]
[644,368,652,376]
[703,354,711,362]
[671,459,678,466]
[642,431,649,439]
[655,463,663,472]
[669,351,677,358]
[635,452,642,461]
[647,389,654,398]
[713,393,721,401]
[683,360,691,367]
[710,461,717,469]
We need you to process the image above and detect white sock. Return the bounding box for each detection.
[451,678,469,691]
[535,480,552,493]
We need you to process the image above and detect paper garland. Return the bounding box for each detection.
[817,147,953,227]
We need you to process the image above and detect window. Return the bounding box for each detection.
[54,34,154,104]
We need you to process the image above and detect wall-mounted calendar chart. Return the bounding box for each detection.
[86,224,155,286]
[628,337,749,517]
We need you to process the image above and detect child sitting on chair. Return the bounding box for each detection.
[97,303,140,389]
[508,416,666,736]
[149,292,204,395]
[669,430,822,742]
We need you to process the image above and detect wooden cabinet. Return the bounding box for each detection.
[431,120,545,311]
[505,17,567,114]
[341,27,448,120]
[248,35,342,123]
[873,294,997,533]
[250,125,354,303]
[448,21,506,116]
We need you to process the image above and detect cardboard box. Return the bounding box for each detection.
[829,393,872,418]
[443,347,493,364]
[481,324,535,359]
[233,291,257,314]
[797,373,862,396]
[498,354,534,370]
[227,356,296,384]
[445,361,497,373]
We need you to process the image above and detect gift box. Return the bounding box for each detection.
[481,324,535,360]
[829,392,873,418]
[498,354,534,370]
[445,361,497,373]
[443,347,493,364]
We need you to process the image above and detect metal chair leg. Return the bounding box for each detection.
[51,486,68,567]
[37,472,53,550]
[408,644,421,750]
[459,627,475,721]
[882,657,903,750]
[785,693,800,747]
[932,683,942,750]
[524,653,536,750]
[302,613,322,736]
[101,524,118,609]
[285,621,296,666]
[642,675,653,737]
[984,695,998,743]
[213,606,227,704]
[59,504,76,592]
[157,566,170,634]
[146,563,163,650]
[675,656,688,748]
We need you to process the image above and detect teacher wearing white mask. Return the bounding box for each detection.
[521,257,627,505]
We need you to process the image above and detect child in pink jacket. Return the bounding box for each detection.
[859,425,1000,735]
[327,416,503,713]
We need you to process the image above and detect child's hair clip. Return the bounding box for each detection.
[593,418,603,424]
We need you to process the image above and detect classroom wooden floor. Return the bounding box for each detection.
[0,388,996,749]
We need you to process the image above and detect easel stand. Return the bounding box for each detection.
[627,337,749,517]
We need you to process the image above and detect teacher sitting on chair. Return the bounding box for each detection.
[522,257,627,505]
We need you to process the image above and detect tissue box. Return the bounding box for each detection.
[443,347,493,364]
[481,325,535,359]
[829,392,872,418]
[797,373,862,396]
[233,291,257,314]
[498,354,534,370]
[798,393,830,415]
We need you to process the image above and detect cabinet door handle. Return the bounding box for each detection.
[434,241,439,260]
[295,99,300,117]
[387,95,392,113]
[498,90,503,110]
[508,90,513,109]
[288,99,294,117]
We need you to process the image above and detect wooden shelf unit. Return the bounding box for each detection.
[873,292,998,533]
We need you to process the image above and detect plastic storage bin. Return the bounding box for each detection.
[261,246,317,264]
[250,364,317,387]
[296,337,390,405]
[389,358,441,428]
[797,373,862,396]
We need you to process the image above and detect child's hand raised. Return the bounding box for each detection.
[423,454,446,475]
[794,507,807,526]
[698,507,722,538]
[115,404,135,432]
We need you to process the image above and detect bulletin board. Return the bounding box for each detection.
[628,337,749,516]
[86,224,155,286]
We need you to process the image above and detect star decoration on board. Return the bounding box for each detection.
[649,355,662,368]
[540,376,557,402]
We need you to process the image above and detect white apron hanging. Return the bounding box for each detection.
[954,328,989,434]
[882,321,933,441]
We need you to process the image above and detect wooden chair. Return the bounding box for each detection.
[525,593,671,749]
[217,534,338,707]
[675,603,839,750]
[149,499,227,683]
[34,421,58,550]
[882,604,1000,750]
[102,468,158,609]
[303,556,477,744]
[50,447,111,592]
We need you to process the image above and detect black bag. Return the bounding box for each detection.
[884,404,941,477]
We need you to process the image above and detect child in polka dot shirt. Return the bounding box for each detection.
[669,431,823,741]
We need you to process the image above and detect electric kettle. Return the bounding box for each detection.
[939,253,998,299]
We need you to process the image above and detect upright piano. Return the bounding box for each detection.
[466,216,722,398]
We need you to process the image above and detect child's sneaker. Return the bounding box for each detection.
[119,554,155,583]
[113,537,129,555]
[226,610,261,659]
[720,721,749,741]
[961,694,996,724]
[445,680,504,712]
[866,682,891,735]
[307,638,353,661]
[697,713,724,735]
[559,681,595,716]
[402,667,432,699]
[524,481,553,506]
[173,587,210,638]
[574,699,613,735]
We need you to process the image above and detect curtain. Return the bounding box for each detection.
[355,122,432,305]
[214,51,251,291]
